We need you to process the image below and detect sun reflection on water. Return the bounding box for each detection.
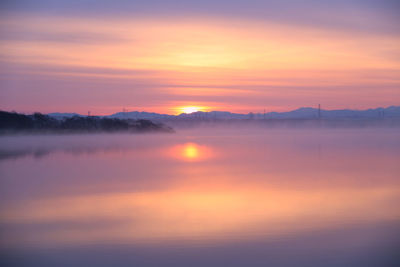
[1,131,400,251]
[183,143,199,159]
[169,142,213,162]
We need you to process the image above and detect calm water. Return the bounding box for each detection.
[1,128,400,266]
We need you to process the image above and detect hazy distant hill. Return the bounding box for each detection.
[266,106,400,119]
[91,106,400,120]
[48,112,83,119]
[108,111,174,120]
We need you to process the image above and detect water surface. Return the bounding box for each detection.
[1,128,399,266]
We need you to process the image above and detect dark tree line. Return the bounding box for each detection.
[0,111,173,133]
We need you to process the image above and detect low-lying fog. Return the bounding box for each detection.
[1,127,399,267]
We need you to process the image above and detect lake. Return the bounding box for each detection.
[1,128,399,266]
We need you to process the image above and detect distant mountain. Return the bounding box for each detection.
[178,106,400,120]
[267,106,400,119]
[48,106,400,120]
[108,111,174,120]
[177,111,249,120]
[48,112,83,119]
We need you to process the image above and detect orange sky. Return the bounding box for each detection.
[1,10,399,114]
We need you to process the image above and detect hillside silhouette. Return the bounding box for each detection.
[0,111,173,134]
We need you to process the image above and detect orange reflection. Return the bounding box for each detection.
[183,143,199,159]
[169,143,213,162]
[2,186,399,246]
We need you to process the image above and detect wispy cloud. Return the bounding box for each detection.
[0,2,399,114]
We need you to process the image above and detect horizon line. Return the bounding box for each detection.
[4,105,399,117]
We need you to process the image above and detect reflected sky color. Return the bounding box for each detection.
[0,1,399,114]
[0,129,399,256]
[2,184,399,247]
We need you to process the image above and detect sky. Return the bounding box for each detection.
[0,0,399,115]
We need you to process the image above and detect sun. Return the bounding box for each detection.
[180,106,202,114]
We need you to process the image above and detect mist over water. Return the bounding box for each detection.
[1,127,400,266]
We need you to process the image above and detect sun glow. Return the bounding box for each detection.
[180,106,203,114]
[168,143,214,162]
[183,143,199,159]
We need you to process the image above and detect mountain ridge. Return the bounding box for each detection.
[48,106,400,120]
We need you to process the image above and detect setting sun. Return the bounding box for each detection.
[180,106,203,114]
